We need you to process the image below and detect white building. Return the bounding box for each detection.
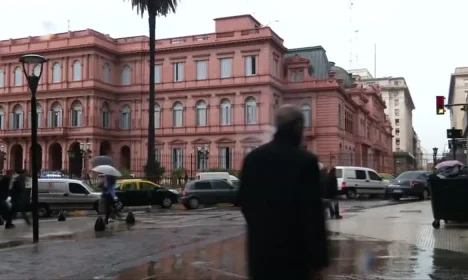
[349,69,417,172]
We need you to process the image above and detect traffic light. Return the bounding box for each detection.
[436,96,445,115]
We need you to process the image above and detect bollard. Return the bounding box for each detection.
[125,211,135,224]
[94,216,106,231]
[0,216,3,226]
[57,211,66,222]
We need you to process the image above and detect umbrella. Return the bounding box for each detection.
[92,156,115,167]
[91,165,122,177]
[435,160,464,169]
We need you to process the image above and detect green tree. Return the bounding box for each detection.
[125,0,180,177]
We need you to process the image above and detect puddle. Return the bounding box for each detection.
[109,235,468,280]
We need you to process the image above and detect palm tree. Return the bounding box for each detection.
[125,0,179,177]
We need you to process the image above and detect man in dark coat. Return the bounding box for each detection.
[324,167,342,219]
[8,170,30,228]
[0,170,13,226]
[239,104,329,280]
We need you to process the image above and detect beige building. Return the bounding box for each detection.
[448,67,468,163]
[349,69,418,172]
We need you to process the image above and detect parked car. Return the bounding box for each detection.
[195,172,240,186]
[386,171,431,200]
[335,166,388,199]
[114,179,179,210]
[32,178,101,217]
[181,179,238,209]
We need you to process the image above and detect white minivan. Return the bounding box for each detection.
[34,178,101,217]
[335,166,387,199]
[195,172,239,187]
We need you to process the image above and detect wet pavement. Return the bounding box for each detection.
[107,234,468,280]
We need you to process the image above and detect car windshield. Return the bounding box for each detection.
[380,173,395,180]
[80,181,94,192]
[396,172,421,180]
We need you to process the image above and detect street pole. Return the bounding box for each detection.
[20,54,47,243]
[451,138,457,160]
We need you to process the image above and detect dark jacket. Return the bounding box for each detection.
[324,172,339,199]
[10,175,26,203]
[0,175,10,201]
[239,131,329,279]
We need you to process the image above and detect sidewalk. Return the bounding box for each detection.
[0,216,99,248]
[329,201,468,253]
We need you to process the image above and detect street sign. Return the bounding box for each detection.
[447,128,462,139]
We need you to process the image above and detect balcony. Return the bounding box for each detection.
[0,127,67,138]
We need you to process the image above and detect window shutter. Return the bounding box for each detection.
[47,111,52,127]
[245,56,251,75]
[178,63,184,81]
[19,112,23,128]
[57,111,62,127]
[28,112,31,128]
[78,111,82,126]
[9,113,13,129]
[37,112,41,128]
[70,111,73,126]
[155,65,161,83]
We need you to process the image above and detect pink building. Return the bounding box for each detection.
[0,14,393,176]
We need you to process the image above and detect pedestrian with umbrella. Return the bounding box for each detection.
[92,165,122,224]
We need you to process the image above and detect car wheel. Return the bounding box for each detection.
[393,195,401,201]
[188,198,199,209]
[161,197,173,209]
[419,189,429,200]
[345,189,357,199]
[38,204,50,218]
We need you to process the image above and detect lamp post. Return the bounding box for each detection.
[197,145,209,171]
[0,145,6,175]
[432,147,438,167]
[20,54,47,243]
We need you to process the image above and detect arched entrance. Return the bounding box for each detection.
[10,144,23,172]
[68,142,82,177]
[29,144,43,172]
[99,141,112,156]
[48,143,62,171]
[119,145,131,170]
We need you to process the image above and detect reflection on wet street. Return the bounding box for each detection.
[112,235,468,280]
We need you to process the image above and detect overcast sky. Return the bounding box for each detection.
[2,0,463,155]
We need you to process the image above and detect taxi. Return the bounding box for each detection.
[114,179,179,210]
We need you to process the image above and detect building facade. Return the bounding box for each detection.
[351,71,417,173]
[448,67,468,163]
[0,14,393,176]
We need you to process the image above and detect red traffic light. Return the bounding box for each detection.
[436,96,445,115]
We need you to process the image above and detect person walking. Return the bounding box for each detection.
[239,104,329,280]
[7,170,30,228]
[102,175,120,224]
[324,167,342,219]
[0,170,13,227]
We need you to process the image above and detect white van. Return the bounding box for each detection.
[335,166,387,199]
[35,178,101,217]
[195,172,239,187]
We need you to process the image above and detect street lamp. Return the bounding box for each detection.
[432,147,438,166]
[20,54,47,243]
[197,145,209,170]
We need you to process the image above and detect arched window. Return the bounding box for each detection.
[220,99,232,126]
[48,102,63,128]
[0,68,5,88]
[33,65,42,83]
[245,97,257,125]
[10,105,24,129]
[52,63,61,83]
[71,101,83,127]
[103,63,111,83]
[154,103,161,129]
[28,103,42,128]
[301,104,311,127]
[14,67,22,86]
[120,105,131,129]
[195,100,207,126]
[72,61,82,81]
[121,65,131,85]
[101,102,110,128]
[172,102,183,127]
[0,106,5,129]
